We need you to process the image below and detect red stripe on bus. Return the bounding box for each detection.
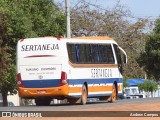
[24,55,56,58]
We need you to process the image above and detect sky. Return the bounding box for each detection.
[55,0,160,20]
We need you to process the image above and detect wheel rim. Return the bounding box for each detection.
[82,85,87,104]
[111,85,116,102]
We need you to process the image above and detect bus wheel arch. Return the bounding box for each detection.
[84,82,88,95]
[114,81,118,97]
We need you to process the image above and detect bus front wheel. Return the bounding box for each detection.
[109,84,117,103]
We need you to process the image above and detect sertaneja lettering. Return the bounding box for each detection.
[91,68,112,78]
[21,44,59,51]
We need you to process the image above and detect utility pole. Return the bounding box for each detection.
[65,0,71,38]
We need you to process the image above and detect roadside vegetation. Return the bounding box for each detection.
[0,0,66,106]
[138,80,158,97]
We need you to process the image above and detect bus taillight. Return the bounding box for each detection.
[59,71,67,86]
[17,73,24,87]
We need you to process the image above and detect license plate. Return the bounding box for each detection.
[37,90,46,94]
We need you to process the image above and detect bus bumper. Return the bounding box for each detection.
[18,84,69,98]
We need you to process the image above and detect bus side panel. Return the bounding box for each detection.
[67,66,123,97]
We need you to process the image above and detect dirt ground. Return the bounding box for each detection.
[1,116,160,120]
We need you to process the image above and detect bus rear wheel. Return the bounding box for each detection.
[81,84,87,105]
[68,84,88,105]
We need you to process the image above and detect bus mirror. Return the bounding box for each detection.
[118,46,127,64]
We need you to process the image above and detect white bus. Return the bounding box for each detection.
[16,36,127,106]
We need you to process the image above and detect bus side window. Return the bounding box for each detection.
[99,44,115,64]
[98,45,102,63]
[106,44,115,64]
[67,43,76,63]
[99,45,107,63]
[85,44,92,63]
[67,43,115,64]
[91,44,100,63]
[75,44,80,63]
[78,44,87,64]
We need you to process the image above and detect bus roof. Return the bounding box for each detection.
[19,36,113,41]
[71,36,113,40]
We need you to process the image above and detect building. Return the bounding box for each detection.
[124,78,160,99]
[0,93,20,106]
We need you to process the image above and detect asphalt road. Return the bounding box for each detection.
[0,97,160,112]
[0,98,160,120]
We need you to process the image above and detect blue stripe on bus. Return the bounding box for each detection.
[22,78,122,88]
[22,79,60,88]
[68,78,122,85]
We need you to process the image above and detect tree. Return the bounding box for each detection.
[0,64,17,106]
[0,0,66,106]
[138,80,158,97]
[122,78,128,95]
[0,12,17,106]
[123,78,128,89]
[1,0,66,59]
[138,18,160,81]
[70,1,152,78]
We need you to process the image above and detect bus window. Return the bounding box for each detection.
[67,44,76,63]
[106,44,115,64]
[98,44,115,64]
[75,44,80,63]
[113,44,122,74]
[85,44,92,63]
[97,45,102,63]
[67,43,115,64]
[78,44,86,63]
[91,44,99,63]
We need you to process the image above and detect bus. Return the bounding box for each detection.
[16,36,127,106]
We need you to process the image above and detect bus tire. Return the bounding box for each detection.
[81,84,87,105]
[108,84,117,103]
